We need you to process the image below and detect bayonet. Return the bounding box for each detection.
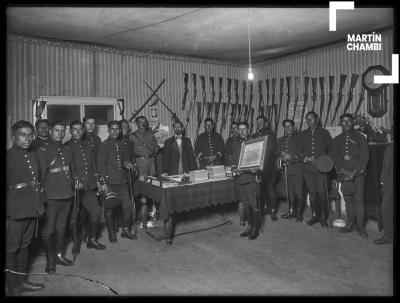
[331,74,348,125]
[318,77,325,123]
[310,78,318,112]
[343,73,359,114]
[181,73,189,110]
[285,77,291,120]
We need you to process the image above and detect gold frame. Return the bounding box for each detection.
[237,136,268,171]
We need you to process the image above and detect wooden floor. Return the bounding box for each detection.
[25,203,393,296]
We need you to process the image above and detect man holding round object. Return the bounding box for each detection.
[195,118,225,169]
[298,111,333,227]
[276,119,304,222]
[252,116,279,221]
[6,120,46,296]
[36,122,75,274]
[331,113,369,238]
[65,120,106,250]
[97,121,138,242]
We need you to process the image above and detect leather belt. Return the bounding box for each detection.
[135,155,153,159]
[8,181,39,190]
[49,166,70,173]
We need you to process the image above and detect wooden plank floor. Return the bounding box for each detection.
[25,203,393,296]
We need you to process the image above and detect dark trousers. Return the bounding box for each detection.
[261,175,277,212]
[7,218,36,254]
[80,190,102,222]
[236,181,258,210]
[109,183,132,228]
[42,199,72,238]
[343,175,366,228]
[381,185,393,238]
[287,173,304,203]
[303,170,327,217]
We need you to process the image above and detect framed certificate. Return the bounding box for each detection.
[237,136,268,171]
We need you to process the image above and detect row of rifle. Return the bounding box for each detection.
[181,73,366,135]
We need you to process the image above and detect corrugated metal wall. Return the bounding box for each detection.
[7,34,247,142]
[255,29,394,137]
[7,28,393,142]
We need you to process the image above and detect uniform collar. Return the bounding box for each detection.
[12,144,29,154]
[37,135,48,141]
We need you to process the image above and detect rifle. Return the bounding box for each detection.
[258,80,264,116]
[271,78,277,125]
[354,87,366,115]
[185,73,197,129]
[318,77,325,123]
[240,80,247,121]
[299,76,310,131]
[285,77,291,120]
[246,81,254,122]
[210,77,217,120]
[343,73,359,114]
[203,76,212,118]
[128,78,166,122]
[275,78,285,131]
[181,73,189,110]
[292,77,300,121]
[220,78,232,134]
[266,79,271,121]
[194,75,204,138]
[215,77,223,125]
[324,76,335,128]
[233,79,240,122]
[72,177,80,263]
[310,78,318,112]
[249,107,255,134]
[331,74,348,125]
[143,80,182,124]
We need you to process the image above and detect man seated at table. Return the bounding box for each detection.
[162,120,196,176]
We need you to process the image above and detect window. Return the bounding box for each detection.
[46,104,81,125]
[84,105,114,124]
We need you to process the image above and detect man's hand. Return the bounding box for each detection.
[124,161,135,170]
[74,180,84,190]
[161,172,168,177]
[102,184,110,195]
[281,151,291,161]
[304,156,314,162]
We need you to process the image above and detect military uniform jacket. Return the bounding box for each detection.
[120,134,135,164]
[82,132,101,159]
[252,128,277,178]
[194,131,225,158]
[331,130,369,174]
[276,134,302,175]
[298,127,333,171]
[380,143,393,194]
[224,135,242,167]
[7,145,45,219]
[97,137,129,185]
[65,139,99,191]
[36,140,74,200]
[129,130,159,159]
[163,136,196,175]
[31,136,49,151]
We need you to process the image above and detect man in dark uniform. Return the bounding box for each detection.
[224,122,240,167]
[194,118,225,169]
[97,120,137,242]
[129,116,159,228]
[374,130,393,244]
[252,116,278,221]
[82,115,101,158]
[331,114,369,237]
[65,120,106,250]
[298,111,333,227]
[36,121,75,274]
[31,119,50,151]
[276,119,304,222]
[234,122,262,240]
[162,120,196,175]
[6,120,45,296]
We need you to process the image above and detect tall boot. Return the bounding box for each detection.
[238,201,246,226]
[105,209,117,243]
[43,235,56,274]
[296,197,304,222]
[87,219,106,249]
[320,199,329,228]
[281,196,294,219]
[55,230,73,266]
[121,210,137,240]
[239,207,251,237]
[307,196,320,225]
[6,252,21,296]
[339,198,355,233]
[16,247,44,293]
[249,208,261,240]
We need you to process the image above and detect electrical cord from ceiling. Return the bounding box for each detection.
[102,8,204,38]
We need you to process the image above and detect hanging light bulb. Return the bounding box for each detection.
[247,12,254,81]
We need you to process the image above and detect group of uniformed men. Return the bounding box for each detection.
[7,108,389,296]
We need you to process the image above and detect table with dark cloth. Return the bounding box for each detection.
[365,143,389,229]
[134,178,238,244]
